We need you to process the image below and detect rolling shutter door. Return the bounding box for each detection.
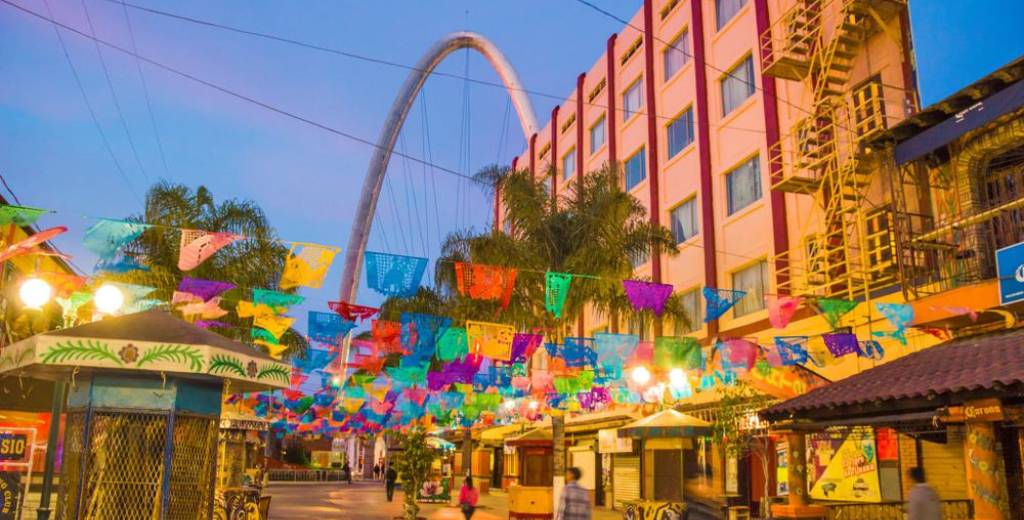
[613,454,640,508]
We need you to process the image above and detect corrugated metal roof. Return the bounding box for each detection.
[763,328,1024,420]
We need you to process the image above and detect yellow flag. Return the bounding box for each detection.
[280,243,340,290]
[466,320,515,361]
[254,314,294,340]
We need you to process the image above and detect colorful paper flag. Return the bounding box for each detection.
[545,272,573,318]
[454,262,518,309]
[177,229,240,271]
[703,287,746,322]
[364,251,428,297]
[622,279,673,316]
[822,333,859,358]
[280,242,340,290]
[767,295,801,329]
[83,219,149,260]
[328,301,379,322]
[816,298,859,329]
[178,276,234,302]
[774,336,810,366]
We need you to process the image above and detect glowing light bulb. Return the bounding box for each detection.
[504,400,516,411]
[528,400,539,410]
[94,284,124,314]
[19,277,53,309]
[331,376,342,387]
[631,366,651,385]
[669,368,687,388]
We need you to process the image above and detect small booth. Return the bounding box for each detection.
[417,436,456,504]
[505,428,556,519]
[617,409,714,520]
[215,411,271,519]
[0,310,290,519]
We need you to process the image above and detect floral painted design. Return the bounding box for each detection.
[118,344,139,364]
[246,361,259,378]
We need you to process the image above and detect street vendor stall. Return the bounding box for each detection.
[505,427,558,519]
[0,309,290,519]
[617,409,713,520]
[216,411,271,519]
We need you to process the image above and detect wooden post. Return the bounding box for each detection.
[771,430,826,519]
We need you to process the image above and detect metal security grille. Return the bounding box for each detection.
[59,412,86,520]
[78,412,167,519]
[166,415,218,520]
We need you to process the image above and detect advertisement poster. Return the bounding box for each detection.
[0,472,21,520]
[776,441,789,496]
[808,426,881,502]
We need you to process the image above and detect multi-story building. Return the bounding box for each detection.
[496,0,929,514]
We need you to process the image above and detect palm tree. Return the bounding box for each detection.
[383,163,690,492]
[110,181,308,357]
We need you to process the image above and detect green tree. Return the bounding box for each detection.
[711,382,775,517]
[393,427,437,520]
[112,181,307,357]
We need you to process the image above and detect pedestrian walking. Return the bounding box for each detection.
[458,476,479,519]
[385,465,398,502]
[556,467,591,520]
[373,463,381,481]
[342,462,353,485]
[908,467,941,520]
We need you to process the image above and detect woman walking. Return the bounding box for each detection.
[457,476,479,519]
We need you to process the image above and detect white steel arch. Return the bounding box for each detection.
[338,31,539,305]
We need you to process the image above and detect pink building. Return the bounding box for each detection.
[503,0,918,347]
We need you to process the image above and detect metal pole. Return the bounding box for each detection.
[36,380,66,520]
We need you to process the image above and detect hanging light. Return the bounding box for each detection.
[631,366,651,385]
[504,400,516,411]
[528,400,539,410]
[94,284,124,314]
[331,376,342,387]
[669,368,687,388]
[19,277,53,309]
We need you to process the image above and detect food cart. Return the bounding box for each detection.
[617,409,713,520]
[0,310,290,519]
[504,428,559,519]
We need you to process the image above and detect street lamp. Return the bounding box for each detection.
[669,368,687,388]
[631,366,651,385]
[94,284,124,314]
[19,277,53,309]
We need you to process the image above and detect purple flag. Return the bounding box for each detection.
[823,333,859,358]
[178,276,235,302]
[623,279,674,316]
[195,320,230,330]
[510,333,544,363]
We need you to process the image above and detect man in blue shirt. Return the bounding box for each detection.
[557,467,591,520]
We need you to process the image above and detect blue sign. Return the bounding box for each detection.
[995,241,1024,305]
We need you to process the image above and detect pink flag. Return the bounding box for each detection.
[767,295,801,329]
[178,229,241,271]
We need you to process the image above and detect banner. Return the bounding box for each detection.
[808,426,881,502]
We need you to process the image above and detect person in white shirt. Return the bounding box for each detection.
[907,467,941,520]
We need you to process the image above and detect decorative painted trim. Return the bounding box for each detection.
[41,340,123,366]
[208,354,247,377]
[136,344,204,372]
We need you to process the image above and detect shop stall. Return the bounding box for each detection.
[505,428,556,519]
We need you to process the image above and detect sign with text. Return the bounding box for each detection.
[996,241,1024,305]
[0,472,20,520]
[0,433,28,464]
[964,398,1004,422]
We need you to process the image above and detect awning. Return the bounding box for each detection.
[0,309,290,392]
[480,423,526,447]
[426,437,456,451]
[617,409,712,439]
[505,427,554,447]
[762,327,1024,422]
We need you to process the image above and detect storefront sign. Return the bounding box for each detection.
[964,398,1004,422]
[996,241,1024,305]
[597,429,633,454]
[808,426,881,503]
[0,472,21,520]
[0,433,28,464]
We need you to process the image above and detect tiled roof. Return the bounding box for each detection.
[763,328,1024,419]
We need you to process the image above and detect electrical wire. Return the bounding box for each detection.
[78,0,151,182]
[2,0,486,186]
[38,0,142,204]
[117,0,171,178]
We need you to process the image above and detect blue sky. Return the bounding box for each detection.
[1,0,1022,333]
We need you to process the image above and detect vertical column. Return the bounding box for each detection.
[772,431,826,519]
[576,73,586,186]
[965,422,1009,519]
[754,0,790,294]
[606,35,618,166]
[529,133,538,179]
[551,106,560,200]
[690,0,720,337]
[642,0,663,285]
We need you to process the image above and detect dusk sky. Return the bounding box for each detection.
[2,0,1022,334]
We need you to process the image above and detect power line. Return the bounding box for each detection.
[38,0,142,203]
[117,0,171,177]
[78,0,151,182]
[3,0,486,186]
[95,0,767,135]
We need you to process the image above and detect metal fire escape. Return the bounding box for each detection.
[761,0,905,299]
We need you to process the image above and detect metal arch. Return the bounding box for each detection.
[338,31,539,305]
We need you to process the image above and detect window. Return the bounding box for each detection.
[667,108,695,159]
[670,197,698,244]
[721,56,755,116]
[716,0,748,30]
[562,148,576,180]
[625,148,647,191]
[726,156,762,215]
[731,260,769,317]
[623,79,644,121]
[675,288,703,334]
[590,115,606,154]
[852,78,886,139]
[664,30,690,80]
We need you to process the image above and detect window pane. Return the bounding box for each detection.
[726,156,762,215]
[671,197,698,244]
[676,289,703,334]
[625,148,647,191]
[591,116,606,153]
[721,56,755,116]
[716,0,748,30]
[563,149,576,180]
[624,80,644,121]
[732,261,768,317]
[664,31,690,80]
[667,108,695,159]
